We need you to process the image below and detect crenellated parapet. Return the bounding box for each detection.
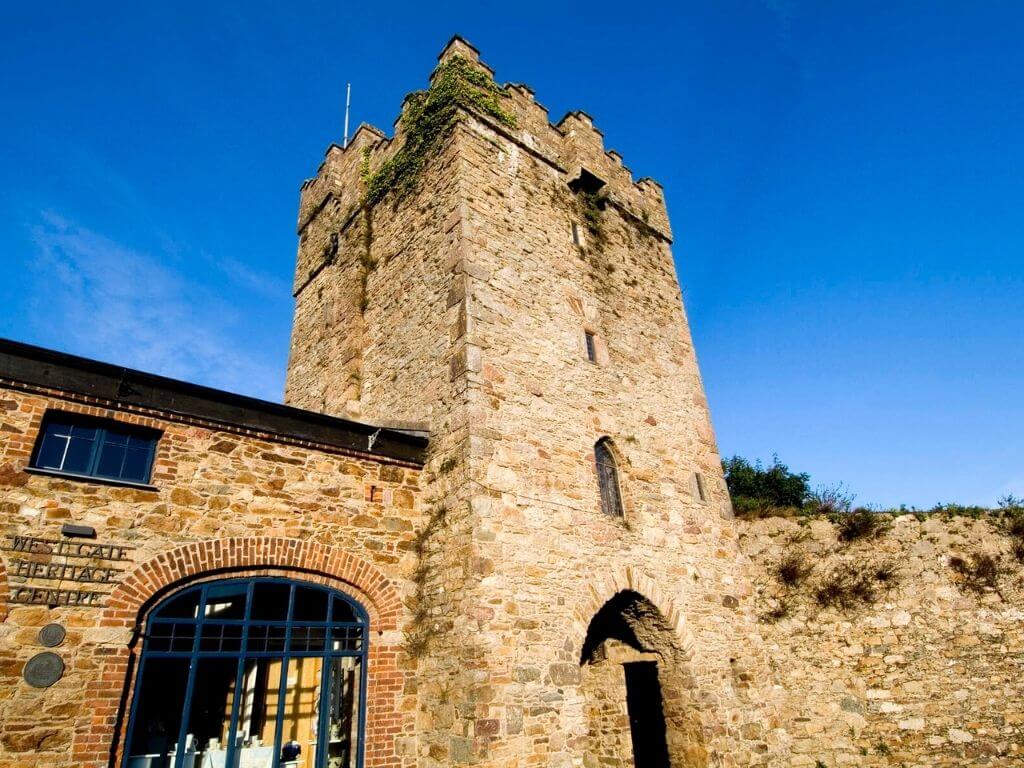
[293,125,388,295]
[553,109,672,240]
[297,124,385,236]
[296,34,673,258]
[435,36,673,240]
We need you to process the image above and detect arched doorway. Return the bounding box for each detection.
[580,590,707,768]
[122,577,367,768]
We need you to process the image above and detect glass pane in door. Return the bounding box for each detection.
[234,657,284,767]
[278,657,325,767]
[324,657,362,768]
[183,658,241,767]
[125,657,190,767]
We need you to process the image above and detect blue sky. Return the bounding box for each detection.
[1,2,1021,507]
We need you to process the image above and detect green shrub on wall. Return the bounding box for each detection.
[361,54,516,208]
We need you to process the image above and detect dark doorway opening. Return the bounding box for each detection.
[624,661,670,768]
[580,590,707,767]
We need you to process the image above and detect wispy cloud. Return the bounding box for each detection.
[27,212,285,401]
[206,252,292,301]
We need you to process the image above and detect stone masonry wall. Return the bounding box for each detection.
[284,104,482,768]
[581,654,633,768]
[441,47,790,764]
[284,37,792,767]
[738,514,1024,767]
[580,639,664,768]
[0,384,425,768]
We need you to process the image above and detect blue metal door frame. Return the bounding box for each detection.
[122,576,369,768]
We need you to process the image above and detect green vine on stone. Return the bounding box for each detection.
[355,56,516,316]
[361,55,516,208]
[404,503,449,658]
[579,190,608,244]
[359,145,372,184]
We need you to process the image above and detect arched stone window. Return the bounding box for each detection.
[595,437,624,518]
[123,577,367,768]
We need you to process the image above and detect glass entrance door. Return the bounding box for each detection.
[123,578,367,768]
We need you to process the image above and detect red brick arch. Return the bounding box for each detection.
[73,537,407,768]
[103,537,402,630]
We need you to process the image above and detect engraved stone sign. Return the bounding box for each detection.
[7,535,130,560]
[23,652,64,689]
[38,623,66,648]
[5,534,131,608]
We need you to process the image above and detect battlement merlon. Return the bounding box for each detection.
[297,35,672,241]
[297,123,387,235]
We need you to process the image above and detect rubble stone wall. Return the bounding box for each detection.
[738,514,1024,767]
[581,651,634,768]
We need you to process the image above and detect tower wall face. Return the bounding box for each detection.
[285,40,789,766]
[446,116,789,766]
[284,126,463,428]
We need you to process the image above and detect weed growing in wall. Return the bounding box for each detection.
[835,509,889,542]
[762,598,791,623]
[776,552,814,587]
[578,190,608,246]
[813,560,900,609]
[1012,538,1024,564]
[360,55,516,208]
[949,552,1003,595]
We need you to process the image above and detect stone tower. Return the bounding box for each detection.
[286,36,788,768]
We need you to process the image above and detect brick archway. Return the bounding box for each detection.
[103,537,402,631]
[72,537,407,768]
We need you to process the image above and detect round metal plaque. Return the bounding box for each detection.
[23,652,64,689]
[38,623,66,648]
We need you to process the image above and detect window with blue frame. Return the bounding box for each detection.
[124,578,368,768]
[30,411,159,484]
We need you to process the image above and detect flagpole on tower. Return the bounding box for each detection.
[343,83,352,148]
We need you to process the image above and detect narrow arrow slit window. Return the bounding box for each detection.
[595,438,624,518]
